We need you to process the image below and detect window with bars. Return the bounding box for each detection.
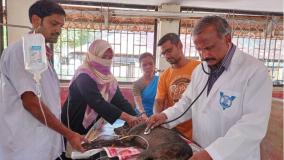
[180,12,283,81]
[54,5,156,82]
[53,4,283,83]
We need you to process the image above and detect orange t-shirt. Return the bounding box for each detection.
[156,59,200,139]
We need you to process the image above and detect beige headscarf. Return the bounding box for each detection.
[80,39,114,82]
[72,39,118,129]
[85,39,112,67]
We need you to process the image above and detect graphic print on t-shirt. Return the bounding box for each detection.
[169,76,190,103]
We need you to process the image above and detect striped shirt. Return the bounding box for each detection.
[207,44,236,95]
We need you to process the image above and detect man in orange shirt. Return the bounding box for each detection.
[154,33,200,140]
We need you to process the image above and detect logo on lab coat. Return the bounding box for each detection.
[219,92,236,110]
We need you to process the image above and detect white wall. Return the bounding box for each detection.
[75,0,283,13]
[7,0,35,45]
[156,3,180,71]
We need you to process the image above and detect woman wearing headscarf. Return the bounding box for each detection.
[61,40,139,135]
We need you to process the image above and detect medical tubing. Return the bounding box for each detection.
[1,74,4,105]
[161,77,210,125]
[23,33,63,158]
[161,62,223,124]
[118,134,149,149]
[36,78,64,160]
[35,78,48,127]
[92,134,150,150]
[95,156,109,160]
[57,155,63,160]
[66,93,71,129]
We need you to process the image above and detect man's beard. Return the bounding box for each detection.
[48,32,60,43]
[37,26,60,43]
[167,58,179,64]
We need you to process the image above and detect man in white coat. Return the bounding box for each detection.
[146,16,272,160]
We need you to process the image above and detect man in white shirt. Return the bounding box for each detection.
[0,1,87,159]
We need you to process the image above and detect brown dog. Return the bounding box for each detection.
[83,123,193,160]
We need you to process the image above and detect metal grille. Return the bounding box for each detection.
[54,5,156,81]
[54,4,283,83]
[180,12,284,82]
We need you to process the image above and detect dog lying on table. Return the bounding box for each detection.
[82,122,193,160]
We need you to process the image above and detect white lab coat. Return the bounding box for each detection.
[0,40,63,160]
[163,48,272,160]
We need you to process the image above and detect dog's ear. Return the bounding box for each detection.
[114,124,130,136]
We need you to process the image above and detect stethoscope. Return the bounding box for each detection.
[158,44,234,127]
[144,61,212,135]
[201,62,212,75]
[160,62,212,125]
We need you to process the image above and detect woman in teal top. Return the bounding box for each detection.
[133,52,158,117]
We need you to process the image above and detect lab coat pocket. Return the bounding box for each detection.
[219,90,241,118]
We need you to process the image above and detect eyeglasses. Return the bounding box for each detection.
[160,49,173,58]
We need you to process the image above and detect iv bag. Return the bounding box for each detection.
[22,33,48,75]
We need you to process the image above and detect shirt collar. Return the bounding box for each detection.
[46,45,53,60]
[221,44,236,70]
